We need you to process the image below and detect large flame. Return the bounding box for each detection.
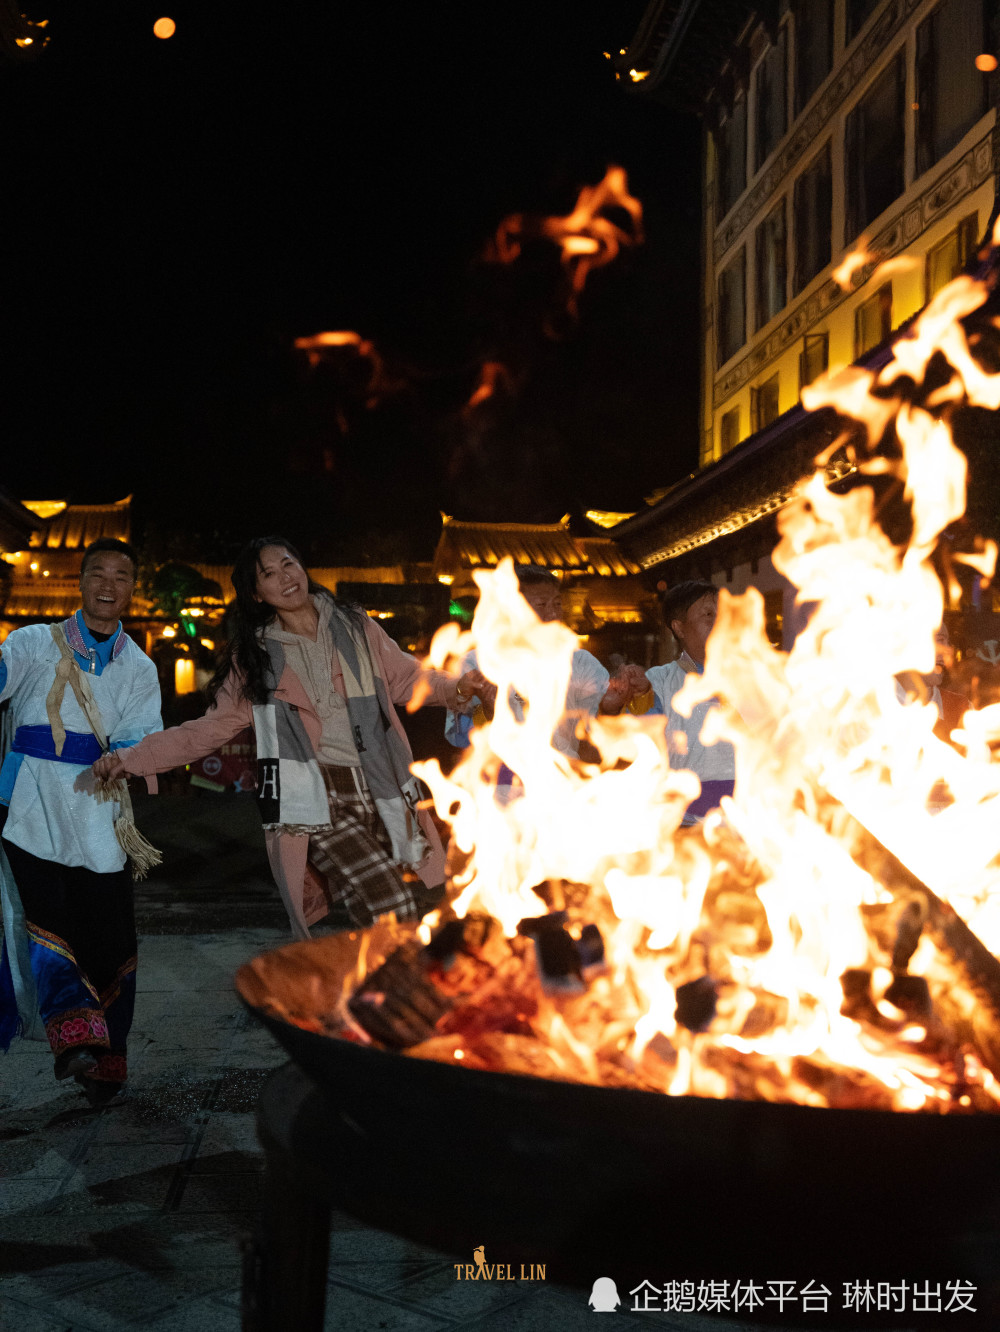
[405,236,1000,1113]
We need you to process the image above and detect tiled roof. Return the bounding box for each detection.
[610,405,842,569]
[432,517,640,579]
[30,498,131,551]
[622,0,765,109]
[0,488,40,553]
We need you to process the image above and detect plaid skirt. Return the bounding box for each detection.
[307,765,435,927]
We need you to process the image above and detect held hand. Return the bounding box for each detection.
[621,663,651,694]
[600,663,652,715]
[456,668,497,708]
[91,752,127,783]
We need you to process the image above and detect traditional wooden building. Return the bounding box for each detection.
[431,514,661,664]
[1,498,133,625]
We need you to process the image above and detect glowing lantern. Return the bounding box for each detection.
[153,17,176,39]
[975,53,998,72]
[174,658,195,694]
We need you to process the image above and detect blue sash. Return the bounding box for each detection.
[12,725,104,765]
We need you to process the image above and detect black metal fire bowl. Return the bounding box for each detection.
[236,930,1000,1327]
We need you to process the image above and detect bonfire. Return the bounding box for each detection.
[267,234,1000,1117]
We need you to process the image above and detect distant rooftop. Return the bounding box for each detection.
[28,497,131,551]
[620,0,769,109]
[432,515,641,581]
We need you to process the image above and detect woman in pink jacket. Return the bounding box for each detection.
[93,537,490,939]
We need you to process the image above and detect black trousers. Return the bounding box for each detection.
[2,835,137,1083]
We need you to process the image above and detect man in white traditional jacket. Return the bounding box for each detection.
[0,538,161,1106]
[646,580,736,825]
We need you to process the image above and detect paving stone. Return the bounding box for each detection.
[171,1174,264,1212]
[23,1267,229,1330]
[186,1148,263,1176]
[87,1111,199,1147]
[0,1138,88,1179]
[328,1227,451,1268]
[211,1068,271,1113]
[184,1110,261,1158]
[445,1282,592,1329]
[0,1179,61,1215]
[327,1256,451,1295]
[143,1295,244,1332]
[322,1279,453,1331]
[0,1295,79,1332]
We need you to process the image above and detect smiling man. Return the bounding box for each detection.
[0,538,162,1106]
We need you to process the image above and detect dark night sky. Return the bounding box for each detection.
[2,1,702,562]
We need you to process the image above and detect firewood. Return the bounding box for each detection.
[674,975,718,1032]
[840,810,1000,1077]
[516,911,607,993]
[348,914,513,1048]
[347,941,453,1047]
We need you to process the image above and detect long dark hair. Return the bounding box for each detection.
[205,535,365,706]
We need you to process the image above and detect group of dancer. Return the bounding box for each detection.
[0,535,734,1106]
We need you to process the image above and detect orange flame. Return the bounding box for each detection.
[486,166,644,322]
[462,361,513,418]
[292,330,390,408]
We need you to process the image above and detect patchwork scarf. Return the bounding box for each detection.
[252,604,430,870]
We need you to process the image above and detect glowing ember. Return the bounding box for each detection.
[485,165,644,325]
[266,231,1000,1117]
[463,361,513,418]
[292,329,391,408]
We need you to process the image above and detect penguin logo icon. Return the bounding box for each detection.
[589,1276,620,1312]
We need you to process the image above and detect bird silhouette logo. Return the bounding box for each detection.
[588,1276,620,1312]
[473,1245,486,1272]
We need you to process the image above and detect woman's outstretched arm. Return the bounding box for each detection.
[93,673,253,781]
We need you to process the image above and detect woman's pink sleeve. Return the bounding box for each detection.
[118,677,253,777]
[370,620,459,709]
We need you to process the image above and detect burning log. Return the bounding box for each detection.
[347,913,515,1048]
[674,976,718,1033]
[347,905,609,1050]
[839,809,1000,1083]
[516,912,606,994]
[345,941,452,1048]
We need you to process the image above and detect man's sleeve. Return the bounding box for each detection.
[108,658,164,750]
[444,649,477,747]
[568,650,610,717]
[0,630,28,705]
[645,664,671,714]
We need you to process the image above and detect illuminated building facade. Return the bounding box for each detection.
[624,0,998,468]
[612,0,1000,645]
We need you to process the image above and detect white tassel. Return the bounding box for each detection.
[95,778,163,881]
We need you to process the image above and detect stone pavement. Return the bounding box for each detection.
[0,793,923,1332]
